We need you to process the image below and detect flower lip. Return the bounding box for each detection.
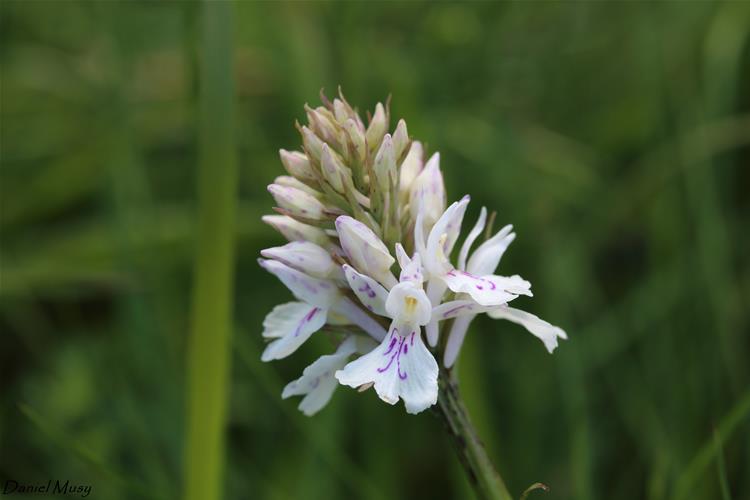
[385,282,431,326]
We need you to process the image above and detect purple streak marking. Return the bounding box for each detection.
[294,307,320,337]
[443,304,471,318]
[378,328,409,379]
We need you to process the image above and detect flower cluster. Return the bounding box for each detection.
[259,91,566,415]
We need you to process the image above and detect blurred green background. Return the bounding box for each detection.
[1,1,749,499]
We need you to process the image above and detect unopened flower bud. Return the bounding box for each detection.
[321,144,350,193]
[335,215,397,288]
[274,175,322,199]
[409,152,446,230]
[366,102,388,154]
[261,241,343,280]
[306,105,341,149]
[268,183,328,220]
[372,134,396,192]
[333,98,356,124]
[262,215,330,247]
[279,149,316,182]
[392,119,409,161]
[300,125,324,163]
[399,141,424,203]
[344,118,366,165]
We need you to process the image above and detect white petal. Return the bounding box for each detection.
[335,215,397,288]
[332,296,387,341]
[282,337,358,416]
[342,264,388,316]
[424,279,448,347]
[466,224,515,276]
[261,305,327,361]
[296,375,339,416]
[258,258,340,309]
[263,302,313,338]
[261,241,343,280]
[395,243,423,286]
[486,306,567,353]
[385,282,432,326]
[443,314,475,368]
[335,323,438,414]
[432,299,495,320]
[424,196,470,275]
[441,269,532,306]
[458,207,487,271]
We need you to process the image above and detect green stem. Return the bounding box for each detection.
[438,366,513,500]
[183,2,237,500]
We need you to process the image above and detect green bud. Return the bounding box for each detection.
[344,118,367,165]
[392,119,410,162]
[300,125,324,163]
[320,144,350,193]
[306,105,341,150]
[366,102,388,154]
[373,134,396,192]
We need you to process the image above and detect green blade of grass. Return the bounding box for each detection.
[183,2,238,500]
[673,389,750,500]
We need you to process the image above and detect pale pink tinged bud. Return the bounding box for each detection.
[335,215,397,287]
[372,134,396,192]
[399,141,424,202]
[409,152,446,230]
[392,119,409,160]
[279,149,316,182]
[333,98,355,124]
[321,144,349,193]
[268,184,327,220]
[307,105,341,146]
[366,102,387,153]
[261,241,342,279]
[274,175,322,199]
[344,119,366,164]
[301,125,324,162]
[262,215,330,247]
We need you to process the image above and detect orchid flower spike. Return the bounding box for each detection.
[258,91,566,416]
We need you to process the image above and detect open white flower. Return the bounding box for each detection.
[258,258,386,362]
[258,93,566,417]
[428,204,567,367]
[336,247,438,414]
[282,335,377,416]
[415,196,533,346]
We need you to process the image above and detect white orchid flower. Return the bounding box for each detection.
[414,196,532,346]
[282,335,377,416]
[258,258,386,362]
[336,246,438,414]
[259,93,567,420]
[429,205,567,367]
